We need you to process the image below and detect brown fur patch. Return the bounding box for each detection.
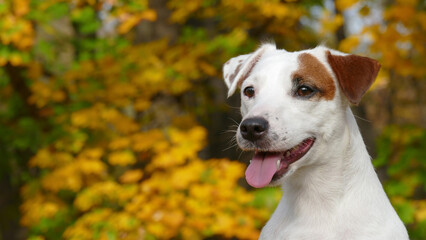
[292,53,336,100]
[237,48,265,87]
[326,50,380,105]
[229,63,242,85]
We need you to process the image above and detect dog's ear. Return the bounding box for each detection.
[223,44,275,97]
[326,50,381,105]
[223,54,251,97]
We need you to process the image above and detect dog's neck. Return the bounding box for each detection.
[277,107,380,220]
[259,107,408,239]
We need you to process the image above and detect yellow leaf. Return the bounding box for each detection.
[28,61,43,80]
[335,0,358,12]
[77,159,106,175]
[385,5,415,23]
[140,9,157,21]
[258,2,289,18]
[339,36,360,52]
[52,90,65,102]
[320,11,344,35]
[132,129,164,151]
[20,194,62,227]
[370,69,389,90]
[29,148,54,168]
[163,210,184,228]
[198,61,217,76]
[169,1,201,23]
[28,236,45,240]
[419,12,426,31]
[41,164,82,192]
[414,200,426,222]
[10,53,22,66]
[108,151,136,166]
[80,148,104,159]
[396,0,417,7]
[13,0,30,16]
[117,10,156,34]
[0,57,7,66]
[134,98,151,111]
[359,5,370,16]
[111,212,140,231]
[119,169,143,183]
[146,222,167,238]
[109,137,131,150]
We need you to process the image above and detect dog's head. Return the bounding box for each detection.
[223,43,380,188]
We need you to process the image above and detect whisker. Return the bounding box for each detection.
[225,135,236,145]
[237,150,245,161]
[221,133,237,150]
[222,143,238,151]
[228,117,240,126]
[353,114,371,123]
[220,129,237,135]
[220,123,239,136]
[225,104,241,110]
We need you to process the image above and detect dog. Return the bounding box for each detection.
[223,43,408,240]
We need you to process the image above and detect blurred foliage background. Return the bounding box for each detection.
[0,0,424,239]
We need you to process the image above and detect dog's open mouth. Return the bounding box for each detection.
[245,137,315,188]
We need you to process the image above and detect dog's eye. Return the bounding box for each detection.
[296,85,315,97]
[243,86,255,98]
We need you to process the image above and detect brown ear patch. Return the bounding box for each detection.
[228,63,242,86]
[292,53,336,101]
[237,49,264,86]
[326,51,380,105]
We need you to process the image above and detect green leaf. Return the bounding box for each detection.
[13,118,42,151]
[0,45,10,58]
[200,168,213,183]
[395,202,415,224]
[128,2,148,11]
[373,137,391,167]
[72,6,96,23]
[385,180,411,197]
[79,20,100,34]
[0,2,9,14]
[107,230,117,240]
[0,71,10,88]
[410,220,426,240]
[36,40,54,62]
[28,2,69,22]
[250,188,281,210]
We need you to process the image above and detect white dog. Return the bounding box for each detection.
[223,43,408,240]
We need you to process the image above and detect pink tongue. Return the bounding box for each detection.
[245,152,281,188]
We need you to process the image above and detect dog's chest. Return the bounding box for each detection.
[260,226,335,240]
[259,214,339,240]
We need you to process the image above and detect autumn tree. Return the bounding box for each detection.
[0,0,424,239]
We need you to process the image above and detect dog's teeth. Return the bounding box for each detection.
[277,159,281,170]
[250,160,252,164]
[285,151,291,158]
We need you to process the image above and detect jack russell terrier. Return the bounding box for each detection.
[223,44,408,240]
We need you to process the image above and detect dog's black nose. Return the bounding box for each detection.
[240,117,269,141]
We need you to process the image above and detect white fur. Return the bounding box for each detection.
[223,44,408,240]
